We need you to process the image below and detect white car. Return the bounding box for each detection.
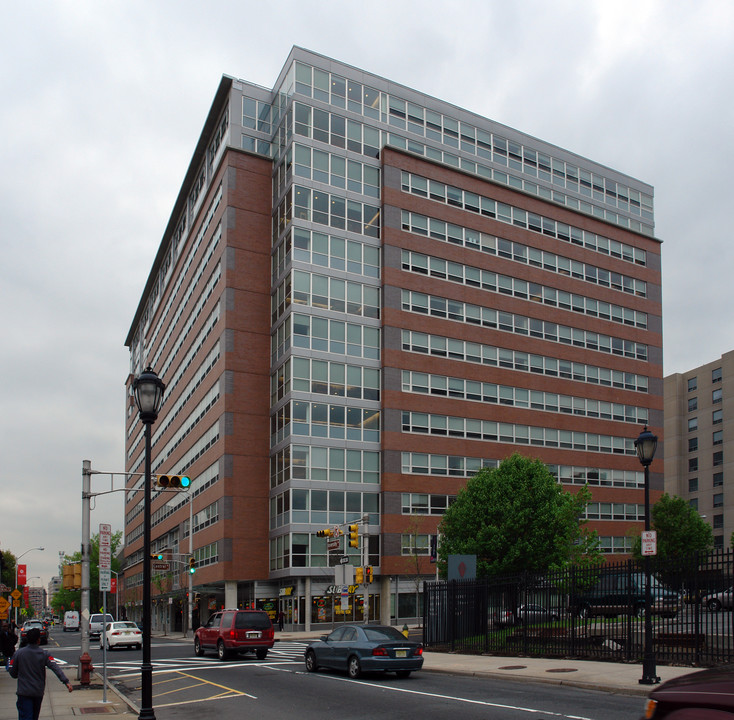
[99,621,142,650]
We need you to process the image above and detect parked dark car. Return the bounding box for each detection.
[571,571,679,618]
[305,624,423,679]
[20,620,48,645]
[642,665,734,718]
[194,609,274,660]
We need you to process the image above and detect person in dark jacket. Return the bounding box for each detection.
[1,621,18,665]
[8,627,73,720]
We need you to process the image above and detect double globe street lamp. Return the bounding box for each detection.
[635,425,660,686]
[132,367,165,720]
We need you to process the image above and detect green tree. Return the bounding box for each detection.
[50,531,123,615]
[438,454,601,578]
[1,550,17,589]
[631,493,713,560]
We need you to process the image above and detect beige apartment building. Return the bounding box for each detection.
[664,350,734,549]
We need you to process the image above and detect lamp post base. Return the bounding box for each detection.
[639,656,660,685]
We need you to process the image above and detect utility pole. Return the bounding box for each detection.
[79,460,92,678]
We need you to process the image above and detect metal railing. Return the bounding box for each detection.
[423,550,734,666]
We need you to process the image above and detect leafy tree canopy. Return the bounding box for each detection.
[438,454,600,578]
[1,550,17,589]
[631,493,713,560]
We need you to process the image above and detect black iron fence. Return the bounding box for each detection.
[423,550,734,666]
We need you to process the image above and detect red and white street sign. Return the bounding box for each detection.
[641,530,657,556]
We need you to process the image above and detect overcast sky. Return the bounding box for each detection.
[2,0,732,590]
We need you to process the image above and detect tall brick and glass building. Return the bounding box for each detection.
[123,47,662,629]
[664,351,733,550]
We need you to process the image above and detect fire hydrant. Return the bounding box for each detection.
[79,653,93,686]
[402,624,409,638]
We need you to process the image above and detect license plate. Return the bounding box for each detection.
[395,650,407,658]
[246,631,261,638]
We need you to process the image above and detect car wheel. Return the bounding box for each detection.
[396,670,412,679]
[305,650,319,672]
[256,648,268,660]
[194,637,204,657]
[217,641,228,661]
[709,599,722,611]
[347,655,362,679]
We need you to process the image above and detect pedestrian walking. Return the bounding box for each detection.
[1,621,18,666]
[278,610,284,631]
[8,627,73,720]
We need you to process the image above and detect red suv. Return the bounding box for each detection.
[194,609,275,661]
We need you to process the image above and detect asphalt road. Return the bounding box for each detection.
[47,627,645,719]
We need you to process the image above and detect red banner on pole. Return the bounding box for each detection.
[17,564,27,585]
[110,577,117,594]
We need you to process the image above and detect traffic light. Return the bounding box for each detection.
[366,566,373,583]
[355,567,364,584]
[315,528,333,538]
[157,474,191,489]
[151,552,164,561]
[189,557,196,574]
[348,523,359,549]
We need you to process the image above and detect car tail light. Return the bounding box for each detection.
[372,647,389,656]
[265,628,274,640]
[229,630,236,639]
[415,646,423,656]
[111,631,121,636]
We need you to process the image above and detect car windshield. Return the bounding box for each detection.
[116,622,138,629]
[363,626,408,642]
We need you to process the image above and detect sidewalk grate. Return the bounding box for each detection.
[74,707,116,714]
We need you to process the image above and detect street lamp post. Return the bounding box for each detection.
[132,367,165,720]
[635,425,660,686]
[15,547,44,624]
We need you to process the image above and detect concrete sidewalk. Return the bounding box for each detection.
[0,631,701,720]
[0,668,136,720]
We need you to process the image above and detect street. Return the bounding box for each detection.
[46,627,645,719]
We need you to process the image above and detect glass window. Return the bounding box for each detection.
[712,367,722,383]
[713,409,723,425]
[687,377,697,392]
[713,388,723,403]
[688,417,698,431]
[688,478,698,493]
[688,437,698,452]
[688,397,698,412]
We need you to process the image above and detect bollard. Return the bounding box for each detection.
[79,652,94,686]
[402,624,409,638]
